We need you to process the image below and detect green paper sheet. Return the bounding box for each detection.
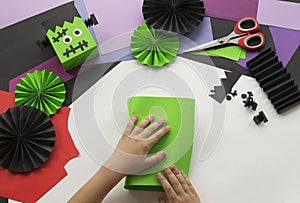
[192,46,246,61]
[124,96,195,191]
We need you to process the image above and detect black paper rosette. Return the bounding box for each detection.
[0,106,56,173]
[143,0,205,34]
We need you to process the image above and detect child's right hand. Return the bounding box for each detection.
[157,165,201,203]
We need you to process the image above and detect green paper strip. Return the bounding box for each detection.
[192,46,246,61]
[14,70,66,116]
[125,96,195,191]
[131,23,179,67]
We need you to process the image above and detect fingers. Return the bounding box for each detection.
[139,118,165,138]
[163,166,185,195]
[145,151,166,168]
[181,170,198,196]
[131,115,154,136]
[158,197,167,203]
[148,126,170,147]
[170,165,190,193]
[124,115,138,136]
[157,172,176,201]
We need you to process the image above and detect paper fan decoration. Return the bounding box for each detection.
[0,105,56,173]
[143,0,205,34]
[131,23,179,67]
[15,70,66,116]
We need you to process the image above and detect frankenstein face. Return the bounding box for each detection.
[46,16,98,71]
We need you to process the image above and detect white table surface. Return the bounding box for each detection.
[10,57,300,203]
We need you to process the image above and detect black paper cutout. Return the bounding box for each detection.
[279,0,300,3]
[210,68,240,103]
[247,48,300,113]
[0,197,8,203]
[63,61,121,106]
[0,106,56,173]
[143,0,205,34]
[0,2,80,91]
[179,53,252,103]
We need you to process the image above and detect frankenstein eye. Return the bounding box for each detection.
[73,29,82,37]
[63,36,72,44]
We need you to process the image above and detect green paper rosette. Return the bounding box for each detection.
[14,70,66,116]
[131,23,179,67]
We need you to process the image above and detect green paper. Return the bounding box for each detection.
[131,23,179,67]
[124,96,195,191]
[46,16,99,71]
[14,70,66,116]
[192,46,246,61]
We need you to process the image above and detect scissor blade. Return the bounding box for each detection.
[184,39,221,53]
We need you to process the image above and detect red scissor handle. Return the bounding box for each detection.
[234,17,260,34]
[238,33,265,51]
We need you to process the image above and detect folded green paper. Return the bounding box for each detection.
[192,45,246,61]
[125,96,195,191]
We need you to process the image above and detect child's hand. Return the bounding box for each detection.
[105,114,170,174]
[157,165,201,203]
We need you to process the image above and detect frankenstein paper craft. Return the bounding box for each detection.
[0,91,79,203]
[0,106,55,173]
[0,2,79,91]
[14,70,66,116]
[143,0,205,34]
[125,96,195,191]
[131,23,179,67]
[46,16,99,71]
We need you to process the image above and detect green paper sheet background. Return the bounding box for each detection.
[125,96,195,191]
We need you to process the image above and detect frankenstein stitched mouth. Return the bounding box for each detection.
[63,40,89,57]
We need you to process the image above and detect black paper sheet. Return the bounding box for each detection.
[63,61,121,106]
[0,197,8,203]
[0,2,80,91]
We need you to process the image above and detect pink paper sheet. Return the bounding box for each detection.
[0,0,72,29]
[203,0,259,21]
[257,0,300,31]
[83,0,144,54]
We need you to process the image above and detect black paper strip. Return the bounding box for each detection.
[279,0,300,3]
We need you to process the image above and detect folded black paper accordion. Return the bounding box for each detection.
[247,48,300,113]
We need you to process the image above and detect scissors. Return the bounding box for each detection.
[184,17,265,52]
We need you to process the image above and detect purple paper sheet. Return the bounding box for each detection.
[269,26,300,67]
[83,0,144,55]
[237,51,258,69]
[257,0,300,31]
[203,0,259,21]
[0,0,72,29]
[9,56,79,93]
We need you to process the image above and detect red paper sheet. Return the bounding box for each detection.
[0,90,79,203]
